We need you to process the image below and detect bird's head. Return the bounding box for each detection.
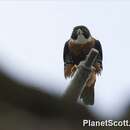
[70,25,92,44]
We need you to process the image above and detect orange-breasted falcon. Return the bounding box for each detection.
[63,25,103,105]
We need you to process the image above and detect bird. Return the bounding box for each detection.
[63,25,103,105]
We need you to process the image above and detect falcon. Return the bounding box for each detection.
[63,25,103,105]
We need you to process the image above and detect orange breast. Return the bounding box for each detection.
[68,39,95,56]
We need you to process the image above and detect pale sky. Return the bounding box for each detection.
[0,0,130,119]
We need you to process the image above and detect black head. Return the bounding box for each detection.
[71,25,91,40]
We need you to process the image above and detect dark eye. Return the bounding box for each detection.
[84,33,89,39]
[71,32,77,39]
[81,28,90,38]
[82,27,87,33]
[71,29,78,39]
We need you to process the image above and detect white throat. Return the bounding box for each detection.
[71,35,92,44]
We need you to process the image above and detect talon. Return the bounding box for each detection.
[71,65,77,72]
[94,63,102,74]
[71,65,77,77]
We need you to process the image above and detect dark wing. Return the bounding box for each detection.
[63,41,74,78]
[94,40,103,74]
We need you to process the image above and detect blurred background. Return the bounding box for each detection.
[0,0,130,125]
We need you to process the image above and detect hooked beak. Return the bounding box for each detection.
[77,29,83,35]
